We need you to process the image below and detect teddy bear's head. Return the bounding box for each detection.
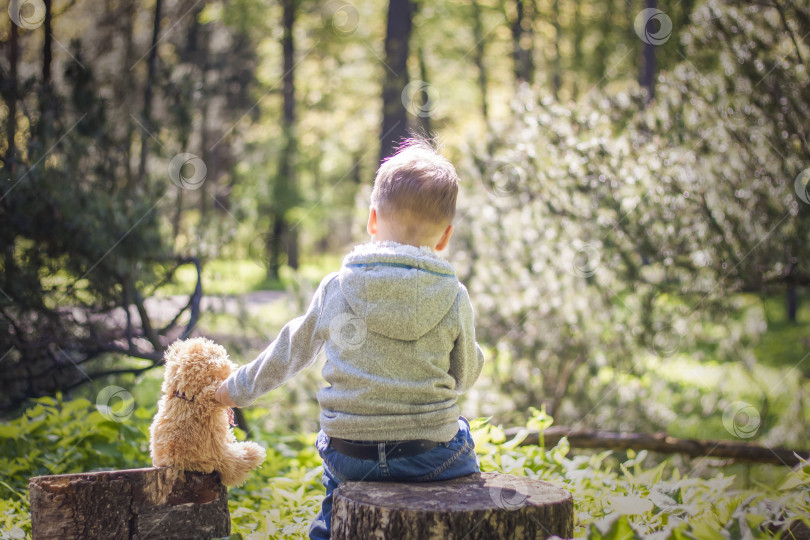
[161,337,236,402]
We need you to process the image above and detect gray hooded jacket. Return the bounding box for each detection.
[227,241,485,442]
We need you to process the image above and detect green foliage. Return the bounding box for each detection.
[1,399,808,539]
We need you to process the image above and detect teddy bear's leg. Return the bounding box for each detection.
[218,441,267,487]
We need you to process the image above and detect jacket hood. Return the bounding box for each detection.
[338,241,459,341]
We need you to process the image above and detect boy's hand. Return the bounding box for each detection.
[215,381,237,407]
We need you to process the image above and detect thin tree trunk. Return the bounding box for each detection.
[471,0,490,124]
[640,0,657,101]
[137,0,162,187]
[787,285,798,322]
[416,45,431,134]
[551,0,561,97]
[511,0,535,85]
[572,0,583,98]
[6,22,18,174]
[123,0,136,187]
[42,0,52,89]
[379,0,414,163]
[268,0,298,278]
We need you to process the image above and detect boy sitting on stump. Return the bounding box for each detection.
[216,137,485,539]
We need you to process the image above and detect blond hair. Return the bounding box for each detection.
[371,138,459,241]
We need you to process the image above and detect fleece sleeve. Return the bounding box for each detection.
[226,274,336,407]
[448,283,485,394]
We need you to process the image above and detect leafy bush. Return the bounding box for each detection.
[1,398,808,539]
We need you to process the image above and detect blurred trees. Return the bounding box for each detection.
[0,0,260,411]
[456,0,809,436]
[0,0,806,435]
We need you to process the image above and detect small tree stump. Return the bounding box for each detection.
[332,472,573,539]
[29,467,229,540]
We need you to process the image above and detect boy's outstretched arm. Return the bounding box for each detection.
[218,274,336,408]
[449,284,485,394]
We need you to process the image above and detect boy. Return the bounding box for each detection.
[215,137,485,539]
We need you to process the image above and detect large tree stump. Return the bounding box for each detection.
[29,467,229,540]
[332,472,573,539]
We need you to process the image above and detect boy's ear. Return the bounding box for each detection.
[367,207,378,235]
[435,224,454,251]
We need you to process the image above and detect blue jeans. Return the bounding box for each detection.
[308,417,479,540]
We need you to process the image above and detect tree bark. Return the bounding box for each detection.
[137,0,162,187]
[332,472,573,540]
[504,426,810,466]
[471,0,490,124]
[268,0,298,278]
[6,20,18,174]
[551,0,561,97]
[511,0,535,85]
[29,467,229,540]
[379,0,414,163]
[787,285,798,322]
[639,0,657,101]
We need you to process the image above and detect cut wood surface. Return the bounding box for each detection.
[332,472,573,539]
[29,467,229,540]
[505,426,809,466]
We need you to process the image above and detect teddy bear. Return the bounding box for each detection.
[149,337,266,487]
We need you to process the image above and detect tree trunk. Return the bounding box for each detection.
[268,0,298,278]
[6,20,18,174]
[137,0,162,187]
[787,285,798,322]
[551,0,561,97]
[471,0,490,125]
[639,0,657,101]
[29,467,229,540]
[511,0,535,85]
[332,472,573,540]
[379,0,414,163]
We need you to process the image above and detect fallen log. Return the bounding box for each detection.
[29,467,229,540]
[504,426,809,467]
[332,472,573,539]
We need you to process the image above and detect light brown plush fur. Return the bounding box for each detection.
[149,337,266,487]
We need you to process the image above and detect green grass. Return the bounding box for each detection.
[157,253,343,296]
